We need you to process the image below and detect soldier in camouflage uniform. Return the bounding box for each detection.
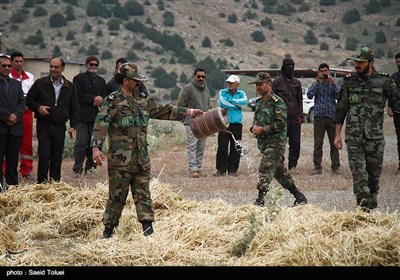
[91,63,203,238]
[334,47,400,211]
[249,72,307,207]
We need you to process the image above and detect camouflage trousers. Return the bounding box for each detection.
[346,137,384,209]
[103,169,154,228]
[257,144,295,193]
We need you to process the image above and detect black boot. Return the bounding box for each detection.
[141,221,154,236]
[254,190,267,207]
[102,226,114,239]
[289,186,307,206]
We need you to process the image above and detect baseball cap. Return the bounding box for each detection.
[248,72,272,84]
[226,75,240,83]
[118,62,148,82]
[346,47,375,62]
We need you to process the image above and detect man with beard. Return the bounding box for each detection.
[272,58,303,171]
[387,52,400,175]
[334,47,400,211]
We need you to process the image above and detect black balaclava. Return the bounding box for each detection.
[281,58,295,79]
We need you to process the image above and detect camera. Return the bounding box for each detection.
[323,74,328,80]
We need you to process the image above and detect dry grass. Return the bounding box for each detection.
[0,111,399,266]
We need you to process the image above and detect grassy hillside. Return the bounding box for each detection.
[0,0,399,97]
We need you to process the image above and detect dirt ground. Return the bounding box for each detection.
[22,111,399,213]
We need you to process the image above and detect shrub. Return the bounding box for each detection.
[342,9,361,24]
[33,7,47,17]
[251,31,265,43]
[202,36,212,48]
[49,12,67,28]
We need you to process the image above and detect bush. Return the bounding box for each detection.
[101,50,112,60]
[320,42,329,51]
[125,0,145,16]
[345,37,359,51]
[251,31,265,43]
[375,31,386,44]
[87,44,99,55]
[303,30,318,44]
[33,7,47,17]
[342,9,360,24]
[228,13,237,23]
[202,36,212,48]
[163,11,175,27]
[49,12,67,28]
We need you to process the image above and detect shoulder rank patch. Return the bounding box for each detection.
[379,72,389,76]
[140,91,149,98]
[271,94,279,102]
[107,93,115,101]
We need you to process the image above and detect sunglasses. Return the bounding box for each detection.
[89,63,99,67]
[196,75,206,79]
[1,64,12,68]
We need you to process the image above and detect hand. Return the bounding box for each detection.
[93,96,103,107]
[297,115,303,125]
[251,124,263,136]
[387,106,394,117]
[8,113,17,124]
[39,105,51,115]
[189,108,204,117]
[334,135,342,150]
[68,127,76,140]
[93,146,106,167]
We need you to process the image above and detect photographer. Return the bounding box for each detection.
[306,63,340,175]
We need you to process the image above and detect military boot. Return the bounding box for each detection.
[254,190,267,207]
[141,221,154,236]
[288,186,308,206]
[102,226,114,239]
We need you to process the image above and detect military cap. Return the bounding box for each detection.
[118,62,148,82]
[346,47,375,62]
[248,72,272,84]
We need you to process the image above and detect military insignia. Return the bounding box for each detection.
[107,93,115,100]
[379,72,389,76]
[350,94,358,102]
[140,91,149,98]
[271,95,278,102]
[275,108,282,114]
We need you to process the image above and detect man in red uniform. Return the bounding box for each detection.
[4,51,35,180]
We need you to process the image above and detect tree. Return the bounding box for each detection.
[202,36,212,48]
[251,31,265,43]
[365,0,380,14]
[87,44,99,55]
[52,45,62,57]
[33,7,47,17]
[125,0,145,16]
[375,31,386,43]
[163,11,175,27]
[65,5,75,21]
[320,42,329,51]
[228,13,237,23]
[49,12,67,28]
[345,37,359,51]
[303,30,318,44]
[342,9,360,24]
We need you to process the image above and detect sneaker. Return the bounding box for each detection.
[189,171,200,178]
[228,172,238,177]
[254,197,265,207]
[85,167,96,175]
[213,170,226,177]
[197,170,207,177]
[142,221,154,236]
[102,226,114,239]
[310,169,322,175]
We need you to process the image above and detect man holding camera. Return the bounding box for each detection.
[307,63,340,175]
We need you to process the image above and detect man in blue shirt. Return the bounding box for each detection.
[213,75,248,177]
[307,63,340,175]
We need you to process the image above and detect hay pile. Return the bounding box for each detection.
[0,179,398,266]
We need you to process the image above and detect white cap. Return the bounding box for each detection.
[225,75,240,83]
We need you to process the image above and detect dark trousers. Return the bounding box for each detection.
[0,133,21,186]
[287,115,301,170]
[312,117,340,170]
[394,112,400,167]
[215,123,242,174]
[36,120,66,184]
[73,122,95,174]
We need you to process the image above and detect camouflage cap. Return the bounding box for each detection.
[118,62,148,82]
[248,72,272,84]
[346,47,375,62]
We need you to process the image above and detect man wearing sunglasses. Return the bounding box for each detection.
[0,54,25,192]
[177,66,211,178]
[72,56,107,178]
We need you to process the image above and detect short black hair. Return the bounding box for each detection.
[10,51,24,60]
[318,63,329,70]
[193,66,206,75]
[395,53,400,60]
[115,57,127,66]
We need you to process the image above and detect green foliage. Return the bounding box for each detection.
[10,11,25,23]
[342,9,361,24]
[179,72,188,84]
[260,17,272,27]
[49,12,67,27]
[328,33,340,40]
[202,36,212,48]
[24,33,44,45]
[87,0,111,18]
[228,13,237,23]
[65,30,75,40]
[126,50,138,60]
[96,30,103,37]
[170,86,181,101]
[163,11,175,27]
[157,0,165,11]
[251,31,265,43]
[82,22,92,33]
[365,0,380,14]
[87,44,99,55]
[379,0,391,7]
[101,50,112,59]
[132,41,145,51]
[345,37,359,51]
[298,3,310,11]
[270,63,279,69]
[303,29,318,44]
[362,29,369,36]
[320,42,329,51]
[223,38,234,47]
[231,212,261,257]
[62,0,78,6]
[375,30,386,43]
[33,7,48,17]
[125,0,145,16]
[319,0,336,5]
[107,18,120,31]
[65,5,75,21]
[52,45,62,57]
[375,47,385,58]
[24,0,35,8]
[113,3,129,20]
[275,3,296,15]
[177,49,196,64]
[244,10,257,20]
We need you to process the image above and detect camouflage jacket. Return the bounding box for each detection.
[334,70,400,140]
[91,89,187,170]
[253,93,288,153]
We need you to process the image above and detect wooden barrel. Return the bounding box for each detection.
[190,107,228,139]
